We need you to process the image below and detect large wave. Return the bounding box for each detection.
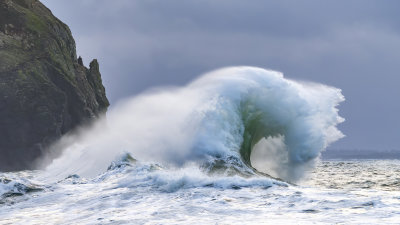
[42,67,344,182]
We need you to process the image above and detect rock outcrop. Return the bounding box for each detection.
[0,0,109,171]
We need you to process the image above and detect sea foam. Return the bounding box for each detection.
[42,67,344,182]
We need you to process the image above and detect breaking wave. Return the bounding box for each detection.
[42,67,344,182]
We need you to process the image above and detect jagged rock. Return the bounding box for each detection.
[0,0,109,171]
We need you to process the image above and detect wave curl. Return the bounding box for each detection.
[43,67,344,182]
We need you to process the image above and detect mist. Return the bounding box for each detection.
[41,67,344,182]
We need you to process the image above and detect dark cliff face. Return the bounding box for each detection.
[0,0,109,171]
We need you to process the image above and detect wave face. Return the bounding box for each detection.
[43,67,344,182]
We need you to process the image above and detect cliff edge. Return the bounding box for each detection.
[0,0,109,171]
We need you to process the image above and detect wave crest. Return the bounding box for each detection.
[43,67,344,182]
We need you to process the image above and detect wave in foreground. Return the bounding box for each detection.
[42,67,344,182]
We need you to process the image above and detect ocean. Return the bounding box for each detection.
[2,67,396,224]
[1,158,400,224]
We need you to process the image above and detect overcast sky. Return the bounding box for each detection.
[41,0,400,151]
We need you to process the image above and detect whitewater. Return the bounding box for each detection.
[1,67,400,224]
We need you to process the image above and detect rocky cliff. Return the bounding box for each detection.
[0,0,109,171]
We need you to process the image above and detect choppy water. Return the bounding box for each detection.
[1,159,400,224]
